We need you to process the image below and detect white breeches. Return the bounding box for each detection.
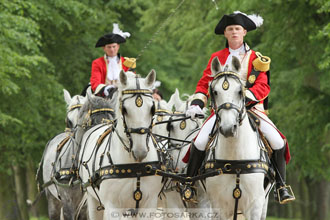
[194,114,284,151]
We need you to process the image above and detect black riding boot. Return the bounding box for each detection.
[273,147,295,204]
[182,143,205,201]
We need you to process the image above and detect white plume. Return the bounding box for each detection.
[112,23,131,39]
[154,80,161,88]
[233,11,263,27]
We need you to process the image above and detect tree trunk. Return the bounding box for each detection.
[299,177,310,220]
[0,171,21,220]
[316,179,329,220]
[26,159,49,218]
[13,165,29,220]
[306,178,318,220]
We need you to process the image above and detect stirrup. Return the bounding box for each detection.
[277,185,295,204]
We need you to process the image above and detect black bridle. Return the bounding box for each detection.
[66,104,83,129]
[210,71,246,125]
[88,108,115,127]
[119,77,155,154]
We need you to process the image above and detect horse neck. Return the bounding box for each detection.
[215,116,260,160]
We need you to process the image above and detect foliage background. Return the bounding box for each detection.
[0,0,329,219]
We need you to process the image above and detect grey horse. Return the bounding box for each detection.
[37,88,116,220]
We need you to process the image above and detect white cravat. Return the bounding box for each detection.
[107,56,120,81]
[225,44,246,67]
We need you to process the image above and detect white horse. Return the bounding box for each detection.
[79,70,163,220]
[39,89,86,220]
[166,89,203,173]
[159,89,208,218]
[205,56,270,220]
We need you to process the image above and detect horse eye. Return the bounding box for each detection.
[214,91,218,96]
[238,89,243,96]
[66,119,73,128]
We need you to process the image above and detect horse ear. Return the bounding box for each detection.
[145,69,156,87]
[86,87,93,101]
[63,89,71,106]
[120,70,127,86]
[211,57,222,76]
[231,56,241,72]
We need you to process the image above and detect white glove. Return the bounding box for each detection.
[186,105,204,119]
[103,85,116,97]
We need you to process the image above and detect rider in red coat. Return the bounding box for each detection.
[90,23,136,97]
[184,11,294,204]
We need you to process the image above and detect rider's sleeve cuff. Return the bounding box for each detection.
[191,93,207,108]
[245,89,258,102]
[94,84,106,95]
[191,99,204,109]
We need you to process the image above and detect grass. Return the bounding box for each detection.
[267,217,301,220]
[31,216,301,220]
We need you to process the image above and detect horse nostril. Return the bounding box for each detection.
[232,124,238,133]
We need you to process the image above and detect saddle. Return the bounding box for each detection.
[247,110,273,156]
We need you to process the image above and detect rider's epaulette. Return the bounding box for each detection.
[123,57,136,69]
[252,52,271,72]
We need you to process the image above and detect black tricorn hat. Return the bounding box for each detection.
[95,33,126,47]
[215,11,263,35]
[95,23,131,47]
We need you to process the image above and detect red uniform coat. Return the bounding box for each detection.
[183,48,291,164]
[90,56,129,92]
[195,48,269,104]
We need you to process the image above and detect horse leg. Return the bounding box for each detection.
[58,186,88,220]
[243,197,264,220]
[45,188,62,220]
[260,195,269,220]
[86,195,103,220]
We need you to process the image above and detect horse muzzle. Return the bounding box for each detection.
[132,149,148,162]
[220,124,238,137]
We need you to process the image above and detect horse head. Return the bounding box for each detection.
[167,89,203,146]
[118,70,156,162]
[63,89,86,129]
[78,88,116,129]
[210,56,245,137]
[153,99,172,137]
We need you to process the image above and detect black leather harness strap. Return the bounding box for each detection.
[204,160,269,175]
[203,160,269,220]
[91,161,162,211]
[233,170,242,220]
[95,161,162,181]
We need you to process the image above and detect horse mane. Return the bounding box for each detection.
[79,90,117,120]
